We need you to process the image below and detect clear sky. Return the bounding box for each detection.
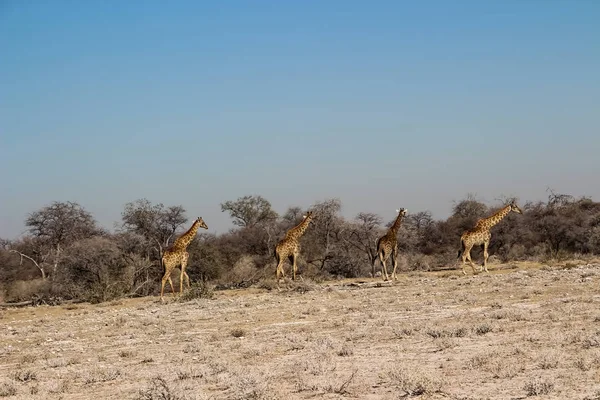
[1,0,599,238]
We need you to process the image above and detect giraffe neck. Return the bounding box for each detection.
[480,205,511,230]
[287,218,311,240]
[172,220,201,250]
[388,213,405,236]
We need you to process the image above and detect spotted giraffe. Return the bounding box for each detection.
[373,208,408,281]
[457,200,522,275]
[275,211,314,282]
[160,217,208,300]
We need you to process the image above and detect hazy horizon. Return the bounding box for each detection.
[1,1,599,240]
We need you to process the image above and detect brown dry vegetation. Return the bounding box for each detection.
[2,260,600,399]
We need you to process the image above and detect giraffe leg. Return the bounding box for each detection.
[168,277,175,296]
[380,252,389,281]
[179,268,185,295]
[160,276,168,301]
[482,241,490,273]
[391,248,399,281]
[465,245,478,274]
[292,252,298,281]
[461,244,475,275]
[275,252,285,282]
[160,261,172,301]
[180,253,189,296]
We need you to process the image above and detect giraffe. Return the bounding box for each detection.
[160,217,208,301]
[275,211,315,282]
[457,200,522,275]
[373,208,408,281]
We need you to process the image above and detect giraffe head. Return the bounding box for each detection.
[508,201,522,214]
[302,211,315,224]
[396,208,408,217]
[195,217,209,229]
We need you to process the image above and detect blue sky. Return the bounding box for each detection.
[1,0,599,238]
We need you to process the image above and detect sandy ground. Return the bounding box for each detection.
[1,261,600,400]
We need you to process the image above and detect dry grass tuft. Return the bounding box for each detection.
[11,369,37,383]
[537,351,560,369]
[524,377,554,396]
[0,382,17,397]
[137,377,182,400]
[83,368,122,384]
[230,328,246,338]
[177,281,214,302]
[386,365,444,396]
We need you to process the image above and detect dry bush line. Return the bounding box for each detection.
[0,300,34,308]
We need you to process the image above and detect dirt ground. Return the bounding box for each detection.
[1,260,600,400]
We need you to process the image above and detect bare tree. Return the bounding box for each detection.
[282,206,303,223]
[451,194,488,220]
[546,187,575,208]
[61,236,128,303]
[344,212,383,277]
[221,195,278,228]
[120,199,188,261]
[23,201,102,280]
[407,211,434,231]
[305,198,344,271]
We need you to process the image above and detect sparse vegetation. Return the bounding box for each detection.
[0,382,17,397]
[1,192,599,304]
[137,377,181,400]
[230,328,246,338]
[1,212,600,399]
[387,365,444,396]
[177,281,214,302]
[524,378,555,396]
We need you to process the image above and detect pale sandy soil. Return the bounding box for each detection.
[1,260,600,400]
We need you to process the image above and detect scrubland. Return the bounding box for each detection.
[2,260,600,399]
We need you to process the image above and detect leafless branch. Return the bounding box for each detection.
[8,249,46,280]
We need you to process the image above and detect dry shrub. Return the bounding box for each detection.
[489,358,524,379]
[322,369,358,395]
[524,378,554,396]
[11,369,37,383]
[137,377,182,400]
[537,351,560,369]
[0,381,16,397]
[386,365,444,396]
[230,328,246,338]
[178,281,214,302]
[229,373,276,400]
[83,368,121,384]
[288,279,317,293]
[507,243,528,261]
[468,350,524,379]
[583,333,600,349]
[425,325,468,338]
[408,253,435,271]
[5,279,51,302]
[46,379,70,395]
[274,278,318,294]
[255,278,278,291]
[230,255,257,282]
